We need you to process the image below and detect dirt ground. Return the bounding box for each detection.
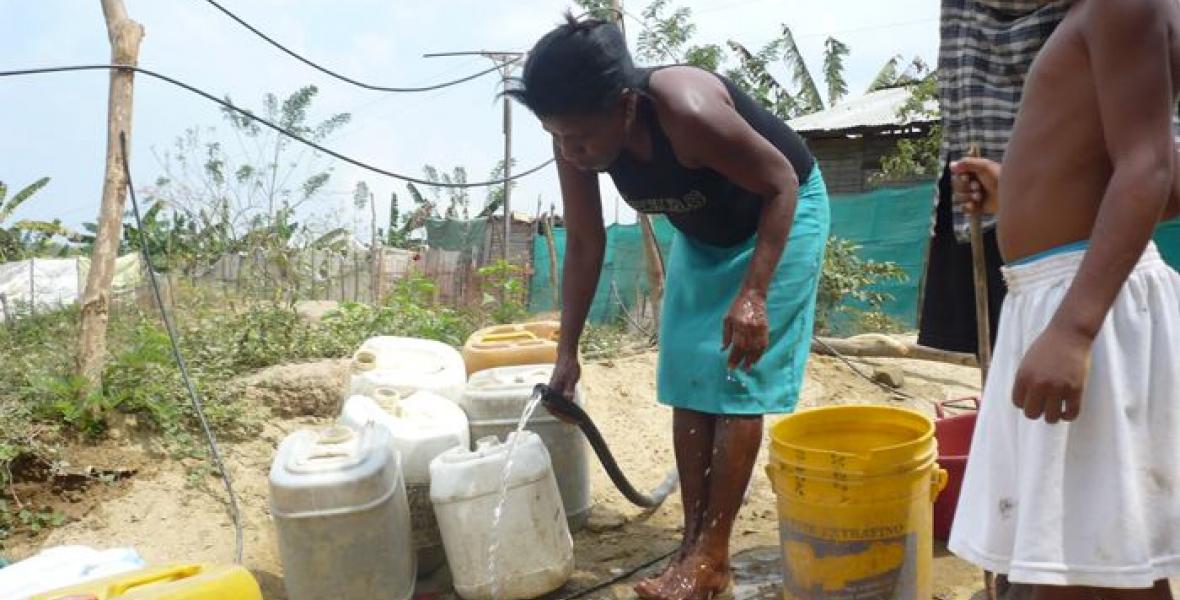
[5,351,988,599]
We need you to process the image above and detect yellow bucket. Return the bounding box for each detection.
[767,406,947,600]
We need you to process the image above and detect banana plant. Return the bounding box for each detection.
[0,177,78,262]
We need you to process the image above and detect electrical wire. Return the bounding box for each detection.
[0,64,554,189]
[118,131,244,564]
[198,0,516,92]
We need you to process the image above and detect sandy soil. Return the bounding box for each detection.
[5,351,989,599]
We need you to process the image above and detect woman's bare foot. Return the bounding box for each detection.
[635,559,682,600]
[635,543,693,600]
[634,551,730,600]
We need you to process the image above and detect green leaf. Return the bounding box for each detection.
[781,25,823,114]
[573,0,615,20]
[353,181,371,210]
[823,37,850,107]
[0,177,50,224]
[636,0,694,63]
[727,40,795,118]
[301,173,331,202]
[684,45,723,71]
[866,55,903,93]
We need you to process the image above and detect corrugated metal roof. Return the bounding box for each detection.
[787,87,938,134]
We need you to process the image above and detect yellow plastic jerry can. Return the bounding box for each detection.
[32,563,262,600]
[461,321,560,375]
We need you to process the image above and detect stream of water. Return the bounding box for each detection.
[485,388,544,600]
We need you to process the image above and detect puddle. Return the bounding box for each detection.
[731,546,782,600]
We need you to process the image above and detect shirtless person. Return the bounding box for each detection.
[947,0,1180,595]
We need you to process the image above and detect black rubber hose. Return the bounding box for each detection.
[536,385,677,509]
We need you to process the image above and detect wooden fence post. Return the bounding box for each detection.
[543,213,560,310]
[76,0,144,397]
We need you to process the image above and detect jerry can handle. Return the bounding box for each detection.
[481,331,537,343]
[108,564,204,594]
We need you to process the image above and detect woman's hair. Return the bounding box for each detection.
[503,13,636,117]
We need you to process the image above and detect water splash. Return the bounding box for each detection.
[726,369,747,391]
[486,388,544,600]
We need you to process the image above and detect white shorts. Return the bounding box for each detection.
[948,242,1180,588]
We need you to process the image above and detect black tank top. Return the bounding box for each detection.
[607,67,815,247]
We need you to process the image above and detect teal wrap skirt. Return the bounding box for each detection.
[656,167,830,415]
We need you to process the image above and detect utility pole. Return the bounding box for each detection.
[424,50,523,264]
[502,71,513,263]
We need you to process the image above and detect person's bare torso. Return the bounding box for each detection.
[998,0,1180,261]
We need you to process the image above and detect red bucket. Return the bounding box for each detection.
[933,397,979,541]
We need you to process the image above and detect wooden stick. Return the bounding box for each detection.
[810,335,979,367]
[967,143,992,386]
[77,0,144,396]
[543,212,560,310]
[638,215,665,328]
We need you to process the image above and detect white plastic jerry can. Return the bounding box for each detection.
[460,364,591,530]
[348,336,466,402]
[429,432,574,600]
[339,387,470,574]
[269,423,414,600]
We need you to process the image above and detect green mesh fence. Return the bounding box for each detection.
[530,217,676,324]
[827,184,936,329]
[529,192,1180,327]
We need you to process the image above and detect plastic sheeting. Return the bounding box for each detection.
[0,545,144,599]
[0,254,141,320]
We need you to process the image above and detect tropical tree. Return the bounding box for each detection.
[866,56,930,93]
[574,0,847,120]
[823,37,851,107]
[636,0,695,63]
[683,44,723,71]
[721,40,781,115]
[867,55,904,93]
[0,178,76,262]
[382,190,412,248]
[480,159,517,219]
[575,0,615,21]
[151,85,351,264]
[420,166,472,219]
[778,25,824,115]
[877,73,942,181]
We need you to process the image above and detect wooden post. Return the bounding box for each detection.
[76,0,144,394]
[638,214,664,326]
[609,0,666,327]
[28,258,36,317]
[370,191,382,304]
[502,89,513,264]
[353,250,361,302]
[810,335,978,367]
[544,212,560,310]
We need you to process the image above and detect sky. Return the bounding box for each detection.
[0,0,939,238]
